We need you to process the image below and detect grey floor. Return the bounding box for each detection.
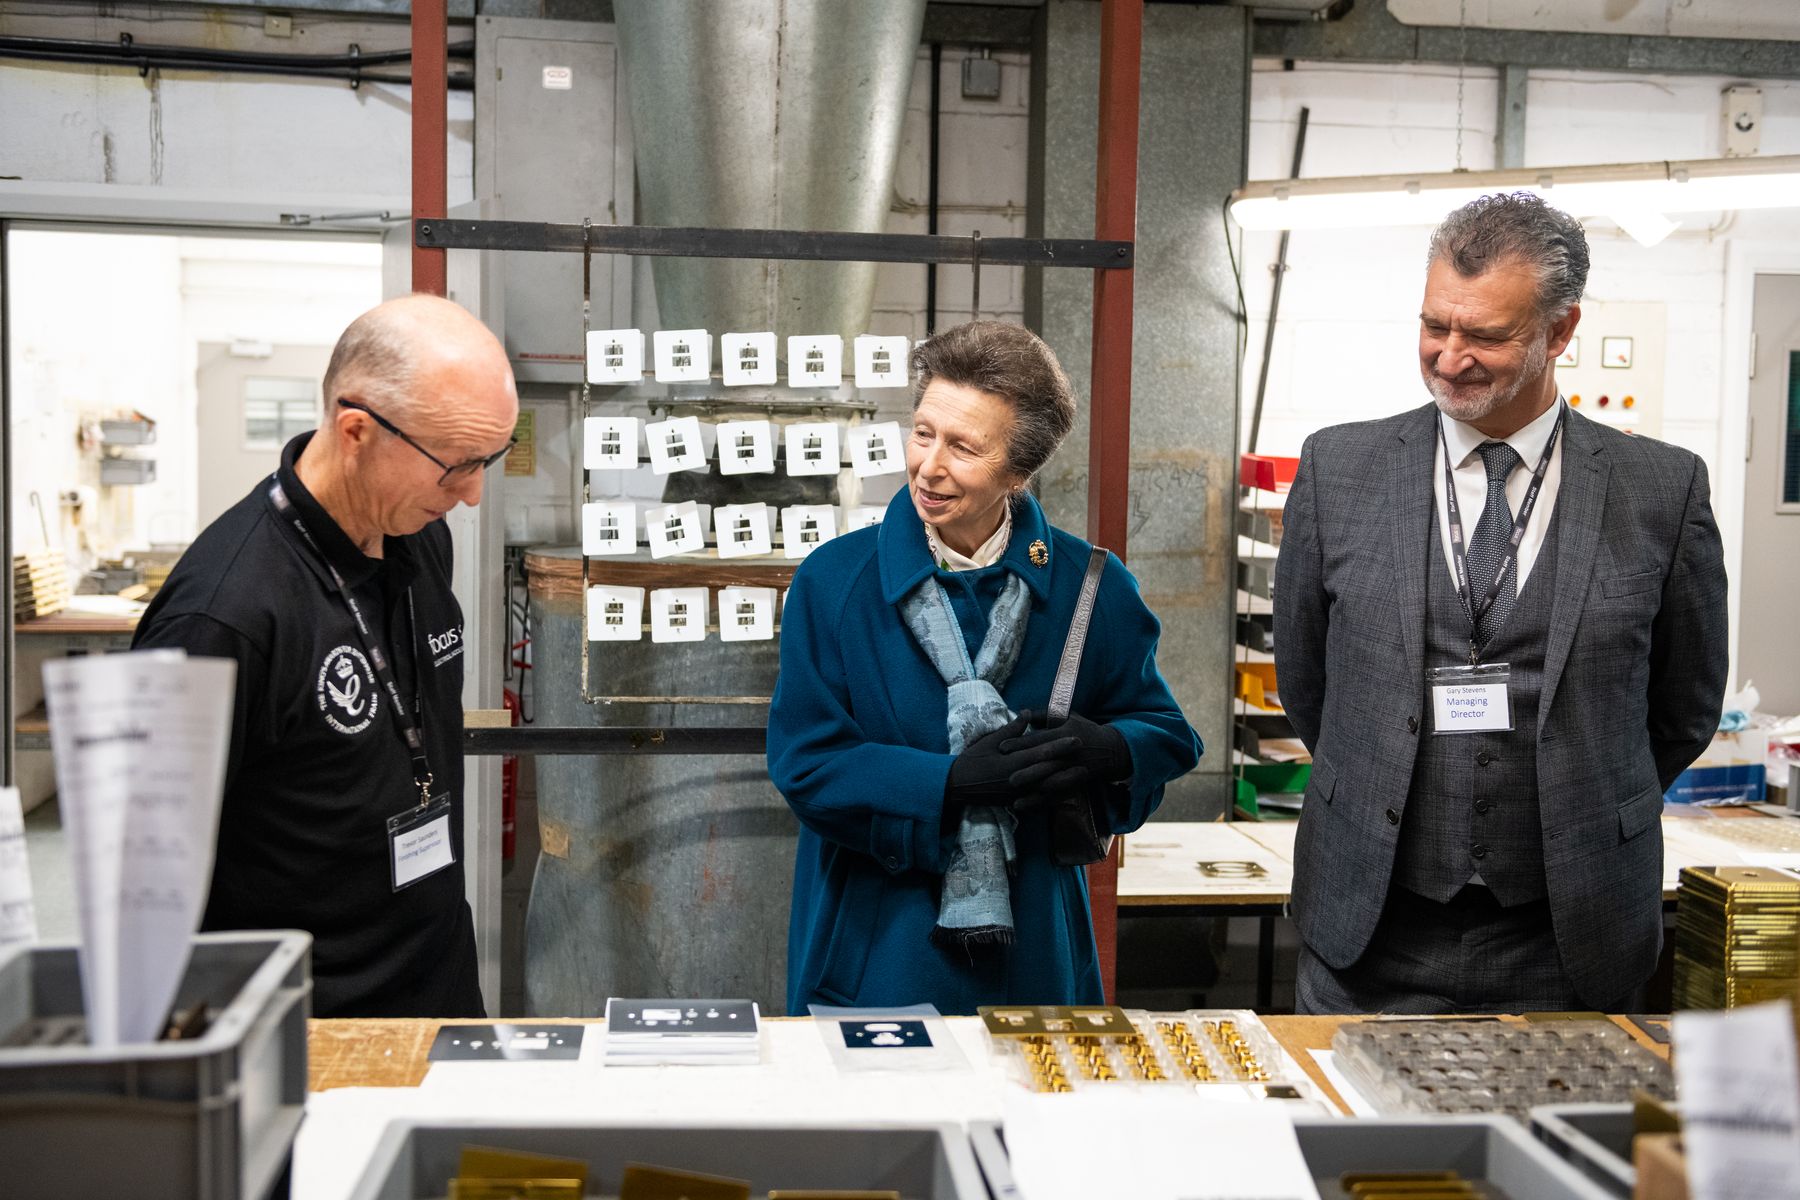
[21,798,77,942]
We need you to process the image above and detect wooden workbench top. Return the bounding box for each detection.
[308,1012,1669,1111]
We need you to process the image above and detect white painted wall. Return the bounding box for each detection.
[1239,61,1800,690]
[7,230,382,565]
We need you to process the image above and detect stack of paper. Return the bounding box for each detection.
[0,787,38,951]
[602,997,761,1066]
[43,650,235,1046]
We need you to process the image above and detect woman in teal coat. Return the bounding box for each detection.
[767,321,1202,1015]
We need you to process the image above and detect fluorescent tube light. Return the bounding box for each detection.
[1228,154,1800,245]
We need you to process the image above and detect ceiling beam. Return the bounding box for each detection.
[1254,0,1800,80]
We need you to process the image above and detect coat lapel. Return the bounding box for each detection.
[1392,404,1438,691]
[1539,409,1609,732]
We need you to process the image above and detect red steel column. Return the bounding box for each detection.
[1087,0,1141,1002]
[412,0,448,297]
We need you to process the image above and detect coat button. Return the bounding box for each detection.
[1476,750,1493,767]
[1474,799,1493,815]
[884,855,900,870]
[1407,716,1419,734]
[1385,808,1400,825]
[1470,843,1489,859]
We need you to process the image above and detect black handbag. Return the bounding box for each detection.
[1046,546,1114,868]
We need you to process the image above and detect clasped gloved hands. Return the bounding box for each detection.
[945,710,1132,818]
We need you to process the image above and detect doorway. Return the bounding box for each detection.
[4,224,381,936]
[1741,274,1800,716]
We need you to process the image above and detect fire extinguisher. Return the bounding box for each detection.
[501,686,522,860]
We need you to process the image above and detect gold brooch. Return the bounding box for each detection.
[1028,539,1049,567]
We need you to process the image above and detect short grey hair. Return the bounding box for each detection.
[320,307,422,422]
[1428,192,1590,322]
[909,321,1076,483]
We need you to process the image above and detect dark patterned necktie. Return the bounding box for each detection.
[1466,441,1522,644]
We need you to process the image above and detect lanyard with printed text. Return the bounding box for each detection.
[270,479,435,806]
[1437,401,1565,666]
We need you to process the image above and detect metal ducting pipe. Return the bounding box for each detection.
[523,0,928,1017]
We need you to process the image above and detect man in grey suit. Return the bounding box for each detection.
[1274,193,1728,1013]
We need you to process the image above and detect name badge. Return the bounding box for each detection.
[388,792,455,891]
[1427,663,1513,735]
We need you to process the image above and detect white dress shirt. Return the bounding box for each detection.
[927,503,1013,571]
[1433,397,1565,594]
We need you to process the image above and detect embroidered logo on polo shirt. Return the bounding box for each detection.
[317,645,379,735]
[427,625,464,668]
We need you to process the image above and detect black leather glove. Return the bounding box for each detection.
[1001,710,1132,807]
[945,712,1075,813]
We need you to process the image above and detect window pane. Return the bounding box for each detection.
[244,377,317,447]
[1786,351,1799,506]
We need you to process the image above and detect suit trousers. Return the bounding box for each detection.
[1295,882,1636,1015]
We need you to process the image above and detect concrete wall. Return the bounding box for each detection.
[1033,2,1250,820]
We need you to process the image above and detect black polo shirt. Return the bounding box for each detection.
[134,432,482,1017]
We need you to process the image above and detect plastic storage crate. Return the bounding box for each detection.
[969,1115,1614,1200]
[0,930,311,1200]
[1531,1103,1639,1198]
[349,1120,989,1200]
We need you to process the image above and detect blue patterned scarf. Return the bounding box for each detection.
[898,573,1032,948]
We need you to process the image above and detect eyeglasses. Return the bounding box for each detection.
[337,399,516,487]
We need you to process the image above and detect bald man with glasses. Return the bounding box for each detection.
[135,295,518,1017]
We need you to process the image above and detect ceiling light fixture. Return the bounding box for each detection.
[1228,154,1800,246]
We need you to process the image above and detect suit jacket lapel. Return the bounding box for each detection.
[1539,409,1609,731]
[1392,404,1438,692]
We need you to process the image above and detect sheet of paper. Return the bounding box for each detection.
[0,786,39,950]
[43,651,235,1046]
[1672,1001,1800,1200]
[1002,1087,1320,1200]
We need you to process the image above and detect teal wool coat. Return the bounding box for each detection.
[767,488,1202,1014]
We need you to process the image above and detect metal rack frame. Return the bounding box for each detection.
[438,216,1133,754]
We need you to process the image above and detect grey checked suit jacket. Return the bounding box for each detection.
[1273,401,1728,1004]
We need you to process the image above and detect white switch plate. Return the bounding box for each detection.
[586,328,644,385]
[853,334,911,389]
[848,421,905,478]
[644,415,707,475]
[782,504,839,559]
[845,504,887,530]
[583,415,641,470]
[581,501,637,556]
[721,331,779,386]
[718,586,778,642]
[586,585,645,642]
[787,334,844,389]
[713,502,775,559]
[649,587,709,643]
[652,329,713,383]
[716,419,776,476]
[785,421,841,478]
[645,500,705,559]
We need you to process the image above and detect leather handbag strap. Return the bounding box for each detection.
[1048,547,1108,723]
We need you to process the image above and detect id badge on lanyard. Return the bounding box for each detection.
[1430,403,1562,736]
[388,791,456,891]
[1427,662,1513,734]
[269,479,452,890]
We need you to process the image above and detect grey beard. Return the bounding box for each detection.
[1426,337,1548,423]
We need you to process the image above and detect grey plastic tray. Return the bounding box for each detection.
[0,930,311,1200]
[969,1115,1615,1200]
[1531,1103,1639,1198]
[348,1120,989,1200]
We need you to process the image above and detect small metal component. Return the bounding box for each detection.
[961,49,1002,101]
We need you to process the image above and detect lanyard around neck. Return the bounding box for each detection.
[269,479,434,805]
[1437,401,1565,666]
